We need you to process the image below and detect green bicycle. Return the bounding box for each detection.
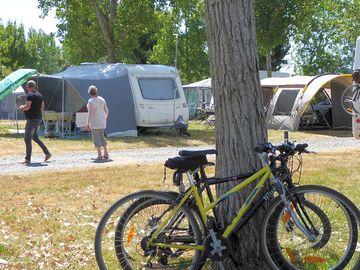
[95,138,360,269]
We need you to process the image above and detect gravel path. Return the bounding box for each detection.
[1,137,360,175]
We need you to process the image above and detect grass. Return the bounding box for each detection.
[0,119,353,157]
[0,120,216,157]
[0,119,358,268]
[0,148,359,269]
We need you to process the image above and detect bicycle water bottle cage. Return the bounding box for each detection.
[164,154,208,172]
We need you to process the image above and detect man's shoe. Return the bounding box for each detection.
[44,153,52,162]
[22,159,30,165]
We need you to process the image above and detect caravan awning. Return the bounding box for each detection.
[183,78,212,88]
[0,69,37,101]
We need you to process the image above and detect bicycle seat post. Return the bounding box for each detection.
[185,171,196,186]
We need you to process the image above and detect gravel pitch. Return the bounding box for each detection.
[1,137,360,175]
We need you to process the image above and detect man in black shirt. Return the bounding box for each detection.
[20,80,51,164]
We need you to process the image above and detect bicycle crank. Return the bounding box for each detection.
[203,230,230,261]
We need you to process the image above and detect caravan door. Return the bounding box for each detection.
[130,76,188,128]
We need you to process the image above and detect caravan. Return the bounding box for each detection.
[127,65,188,131]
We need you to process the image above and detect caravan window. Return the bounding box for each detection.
[273,88,300,116]
[138,78,179,100]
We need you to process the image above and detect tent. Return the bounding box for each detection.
[183,71,290,119]
[184,74,352,130]
[182,78,212,119]
[263,74,352,130]
[34,63,187,137]
[35,64,138,137]
[0,86,26,120]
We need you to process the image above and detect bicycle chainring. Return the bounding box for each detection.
[203,233,230,261]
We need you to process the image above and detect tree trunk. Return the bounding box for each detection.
[91,0,117,63]
[266,50,272,77]
[204,0,269,269]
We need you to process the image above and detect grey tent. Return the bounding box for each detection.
[0,86,26,120]
[263,74,352,130]
[182,78,212,119]
[35,64,138,137]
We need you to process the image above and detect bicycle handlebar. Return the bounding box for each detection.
[255,142,311,156]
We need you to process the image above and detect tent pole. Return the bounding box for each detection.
[61,76,64,137]
[15,96,19,134]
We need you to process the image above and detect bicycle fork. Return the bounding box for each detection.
[274,178,317,242]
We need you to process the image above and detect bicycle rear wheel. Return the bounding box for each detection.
[95,191,183,269]
[261,185,359,270]
[96,190,203,269]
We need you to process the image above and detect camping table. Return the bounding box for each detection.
[43,111,72,137]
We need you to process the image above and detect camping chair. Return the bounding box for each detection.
[205,112,215,129]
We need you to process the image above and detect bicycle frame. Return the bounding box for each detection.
[148,164,275,250]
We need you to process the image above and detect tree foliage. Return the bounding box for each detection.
[25,28,65,73]
[0,22,27,72]
[293,0,360,75]
[2,0,358,79]
[0,21,63,75]
[39,0,209,83]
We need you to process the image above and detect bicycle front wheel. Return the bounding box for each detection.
[261,185,359,270]
[114,191,203,269]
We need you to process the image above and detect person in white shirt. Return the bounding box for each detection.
[86,85,109,160]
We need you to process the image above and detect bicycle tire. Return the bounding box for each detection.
[261,185,359,270]
[340,85,360,116]
[95,191,181,269]
[110,191,203,269]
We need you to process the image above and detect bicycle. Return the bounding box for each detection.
[95,134,360,269]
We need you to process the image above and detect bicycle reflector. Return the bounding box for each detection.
[303,256,326,263]
[127,225,135,244]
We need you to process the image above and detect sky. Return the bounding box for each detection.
[0,0,58,36]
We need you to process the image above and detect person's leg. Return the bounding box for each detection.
[24,120,35,162]
[92,130,103,159]
[103,145,109,158]
[32,119,50,156]
[97,147,102,158]
[100,129,108,158]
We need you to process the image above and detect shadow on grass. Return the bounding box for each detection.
[298,129,353,138]
[0,133,24,138]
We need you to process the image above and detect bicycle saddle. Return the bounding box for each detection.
[178,149,217,156]
[165,154,209,171]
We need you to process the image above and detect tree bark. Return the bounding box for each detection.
[91,0,117,63]
[204,0,269,268]
[266,50,272,77]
